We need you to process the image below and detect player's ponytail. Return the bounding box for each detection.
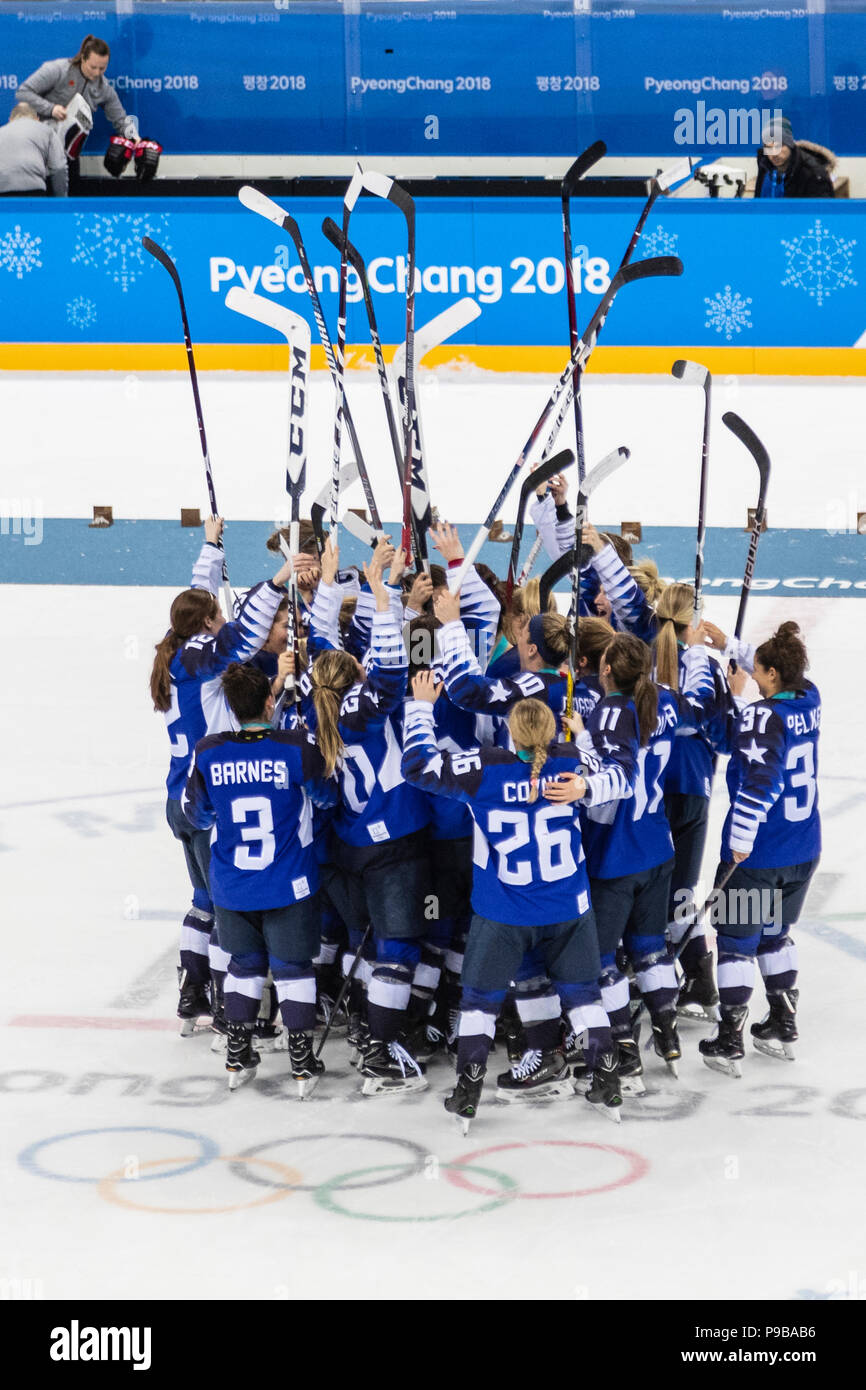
[72,35,110,68]
[509,699,556,803]
[576,615,615,674]
[755,621,808,690]
[628,557,665,606]
[150,588,219,712]
[603,633,659,747]
[310,649,359,777]
[653,582,694,692]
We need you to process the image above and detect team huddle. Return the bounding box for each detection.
[150,498,820,1130]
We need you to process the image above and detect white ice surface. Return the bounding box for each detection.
[0,369,864,529]
[1,580,864,1302]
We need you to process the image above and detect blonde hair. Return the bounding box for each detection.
[508,699,556,803]
[310,649,359,777]
[654,582,694,691]
[628,558,665,606]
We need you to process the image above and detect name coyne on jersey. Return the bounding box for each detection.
[210,759,289,788]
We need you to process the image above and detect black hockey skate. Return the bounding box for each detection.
[699,1005,748,1078]
[347,1011,370,1067]
[651,1011,682,1078]
[177,970,212,1037]
[751,989,798,1061]
[359,1039,428,1096]
[253,1018,286,1052]
[584,1052,623,1123]
[444,1063,486,1135]
[209,977,229,1052]
[288,1031,325,1099]
[616,1037,646,1096]
[496,1046,572,1102]
[225,1022,261,1091]
[676,951,721,1024]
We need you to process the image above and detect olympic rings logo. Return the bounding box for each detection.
[18,1128,649,1221]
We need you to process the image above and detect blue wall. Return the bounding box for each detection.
[0,196,862,349]
[0,1,863,157]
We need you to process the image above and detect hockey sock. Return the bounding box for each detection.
[757,934,798,994]
[411,938,446,1013]
[225,951,268,1024]
[716,931,760,1008]
[367,938,421,1042]
[271,958,317,1033]
[514,975,562,1046]
[180,907,212,987]
[628,933,678,1016]
[456,986,504,1071]
[557,982,613,1068]
[598,954,631,1038]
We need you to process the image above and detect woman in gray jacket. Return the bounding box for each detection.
[16,34,138,140]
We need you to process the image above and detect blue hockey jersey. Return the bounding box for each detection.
[666,650,735,798]
[722,682,821,868]
[182,727,335,911]
[438,617,569,720]
[163,580,286,801]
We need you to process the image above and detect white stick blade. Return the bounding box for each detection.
[580,446,630,500]
[672,358,710,387]
[238,184,288,227]
[225,286,311,348]
[656,157,700,191]
[342,509,381,547]
[344,162,367,211]
[393,298,483,376]
[361,169,393,200]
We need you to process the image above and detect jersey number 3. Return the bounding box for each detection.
[231,796,276,871]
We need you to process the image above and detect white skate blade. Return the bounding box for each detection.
[210,1032,227,1053]
[496,1079,574,1103]
[702,1054,742,1079]
[677,1002,721,1024]
[360,1073,428,1097]
[227,1066,257,1091]
[252,1031,285,1054]
[620,1074,646,1097]
[457,1115,472,1137]
[178,1018,198,1037]
[664,1058,679,1080]
[296,1074,320,1100]
[752,1037,795,1061]
[584,1096,623,1123]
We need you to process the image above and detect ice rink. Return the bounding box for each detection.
[1,368,865,1303]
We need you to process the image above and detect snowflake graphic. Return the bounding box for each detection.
[704,284,752,341]
[71,212,172,293]
[0,224,43,279]
[66,296,97,330]
[641,225,679,258]
[780,218,857,308]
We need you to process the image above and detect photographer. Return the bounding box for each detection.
[755,117,835,199]
[0,103,67,196]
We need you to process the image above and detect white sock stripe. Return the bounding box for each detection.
[445,950,464,974]
[718,959,756,990]
[413,963,441,991]
[600,978,630,1013]
[208,945,231,973]
[179,925,211,954]
[568,1003,608,1033]
[635,963,677,994]
[458,1010,496,1039]
[367,978,411,1012]
[515,994,562,1024]
[758,943,798,979]
[274,978,317,1004]
[225,974,266,1000]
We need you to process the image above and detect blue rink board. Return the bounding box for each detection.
[2,521,864,594]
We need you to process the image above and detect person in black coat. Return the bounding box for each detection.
[755,117,835,199]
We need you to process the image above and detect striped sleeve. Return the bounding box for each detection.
[190,542,224,596]
[309,578,344,654]
[448,562,500,670]
[590,544,657,645]
[728,707,786,856]
[529,494,568,563]
[401,700,482,801]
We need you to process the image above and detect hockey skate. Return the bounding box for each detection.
[699,1005,748,1078]
[751,989,798,1061]
[359,1039,428,1096]
[177,970,212,1038]
[347,1012,370,1067]
[288,1031,325,1099]
[676,952,721,1024]
[209,978,229,1052]
[496,1046,573,1102]
[616,1037,646,1096]
[253,1019,287,1052]
[315,961,348,1033]
[225,1023,261,1091]
[444,1063,486,1135]
[651,1011,681,1078]
[584,1052,623,1123]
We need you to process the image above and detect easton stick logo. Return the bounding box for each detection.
[289,344,308,459]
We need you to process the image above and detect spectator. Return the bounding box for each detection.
[0,103,67,196]
[755,117,835,199]
[16,34,138,142]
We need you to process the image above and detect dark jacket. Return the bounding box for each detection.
[755,141,836,199]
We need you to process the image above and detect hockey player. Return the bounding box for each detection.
[403,682,624,1130]
[181,663,335,1095]
[700,622,820,1076]
[149,543,293,1033]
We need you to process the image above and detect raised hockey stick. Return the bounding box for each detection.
[561,142,607,486]
[537,447,631,613]
[142,235,234,618]
[724,411,771,651]
[672,359,712,626]
[505,450,576,600]
[450,255,682,591]
[616,156,702,270]
[225,286,311,714]
[517,533,545,587]
[237,185,384,538]
[391,297,483,570]
[314,923,373,1061]
[354,169,419,561]
[310,463,382,554]
[330,164,365,540]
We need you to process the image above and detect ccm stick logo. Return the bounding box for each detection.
[289,345,307,460]
[50,1321,152,1371]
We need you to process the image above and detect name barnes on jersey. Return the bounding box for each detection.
[209,758,289,787]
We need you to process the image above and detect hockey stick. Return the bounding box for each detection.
[391,297,483,571]
[561,141,607,487]
[517,533,545,587]
[617,157,701,271]
[672,359,712,626]
[314,923,373,1061]
[537,446,631,612]
[142,236,234,618]
[724,411,771,654]
[225,287,311,715]
[450,255,682,591]
[330,164,365,541]
[505,451,576,600]
[237,185,385,538]
[355,169,418,560]
[310,464,382,554]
